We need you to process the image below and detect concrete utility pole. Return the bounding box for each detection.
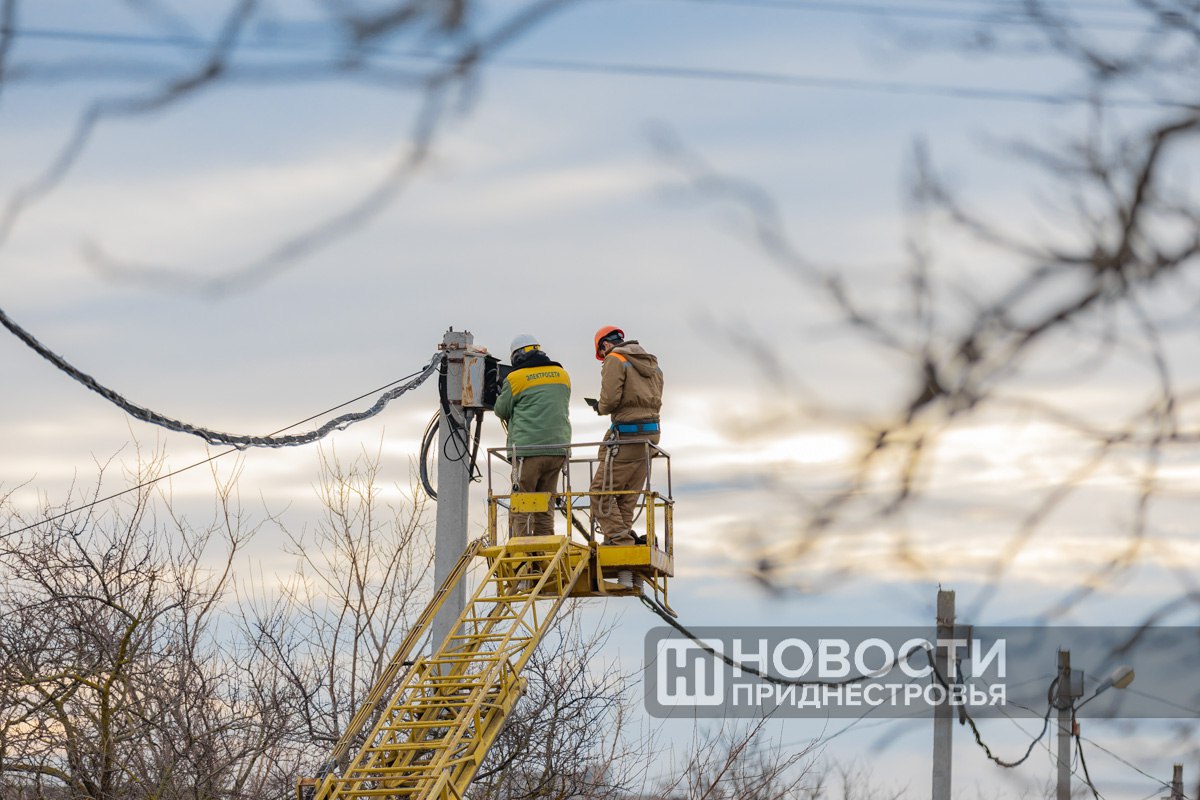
[1171,764,1184,800]
[432,328,474,650]
[932,589,955,800]
[1056,650,1080,800]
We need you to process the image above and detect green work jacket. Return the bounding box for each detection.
[494,355,572,457]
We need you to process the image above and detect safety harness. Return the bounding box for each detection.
[611,421,660,434]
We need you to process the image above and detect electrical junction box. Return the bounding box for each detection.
[1070,668,1085,699]
[462,348,507,409]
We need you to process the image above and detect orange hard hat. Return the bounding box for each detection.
[594,326,624,360]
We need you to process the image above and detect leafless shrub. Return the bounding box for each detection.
[241,445,435,754]
[2,444,691,800]
[0,449,286,800]
[652,718,832,800]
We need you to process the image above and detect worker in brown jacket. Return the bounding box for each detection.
[588,326,664,546]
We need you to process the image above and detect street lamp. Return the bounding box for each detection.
[1076,665,1135,710]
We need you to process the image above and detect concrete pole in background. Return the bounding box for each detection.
[432,328,473,651]
[932,589,955,800]
[1057,650,1074,800]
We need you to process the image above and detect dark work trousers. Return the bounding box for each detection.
[589,433,657,545]
[510,454,566,536]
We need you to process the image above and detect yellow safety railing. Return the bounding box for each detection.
[484,440,674,609]
[484,440,672,543]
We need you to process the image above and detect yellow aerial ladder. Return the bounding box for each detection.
[298,441,674,800]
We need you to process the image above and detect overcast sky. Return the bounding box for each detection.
[2,0,1199,796]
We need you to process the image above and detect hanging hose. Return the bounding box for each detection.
[468,409,483,480]
[419,411,482,500]
[419,411,439,500]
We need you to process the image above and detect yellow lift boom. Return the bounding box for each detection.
[299,442,674,800]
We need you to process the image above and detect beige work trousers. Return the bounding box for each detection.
[510,454,565,536]
[589,435,657,545]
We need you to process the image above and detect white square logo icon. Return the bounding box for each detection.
[656,639,725,706]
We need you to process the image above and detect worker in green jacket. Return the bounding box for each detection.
[493,335,572,536]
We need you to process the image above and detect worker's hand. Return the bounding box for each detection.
[585,397,600,413]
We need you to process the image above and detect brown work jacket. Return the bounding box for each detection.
[597,341,664,424]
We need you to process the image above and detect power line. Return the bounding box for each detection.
[638,593,927,686]
[1134,788,1169,800]
[639,593,1080,779]
[495,53,1194,108]
[912,0,1139,9]
[971,674,1062,767]
[970,668,1187,794]
[1078,733,1191,799]
[2,363,438,538]
[1075,733,1108,800]
[0,25,207,51]
[2,24,1190,108]
[1123,686,1200,716]
[790,706,905,747]
[669,0,1157,30]
[496,54,1087,105]
[963,693,1056,768]
[927,657,1058,769]
[0,303,440,447]
[638,591,1097,777]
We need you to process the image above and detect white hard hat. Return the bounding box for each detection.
[510,334,540,357]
